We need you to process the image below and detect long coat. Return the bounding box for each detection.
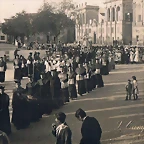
[80,116,102,144]
[0,93,11,135]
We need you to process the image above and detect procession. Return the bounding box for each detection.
[0,0,144,143]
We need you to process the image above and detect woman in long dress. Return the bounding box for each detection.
[134,48,139,63]
[132,76,139,100]
[130,50,135,64]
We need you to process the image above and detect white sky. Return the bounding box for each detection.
[0,0,105,22]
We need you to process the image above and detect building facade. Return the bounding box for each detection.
[0,23,7,43]
[75,3,99,44]
[132,0,144,45]
[104,0,133,45]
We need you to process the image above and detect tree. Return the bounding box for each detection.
[32,2,75,43]
[59,0,75,13]
[2,11,34,43]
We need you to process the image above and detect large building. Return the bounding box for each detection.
[75,3,99,44]
[0,23,7,43]
[132,0,144,45]
[75,0,135,45]
[103,0,133,45]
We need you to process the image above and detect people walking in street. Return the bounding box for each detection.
[132,76,139,100]
[52,112,72,144]
[75,108,102,144]
[125,79,132,100]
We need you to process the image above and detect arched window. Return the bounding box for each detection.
[107,8,110,21]
[111,7,115,21]
[116,6,120,21]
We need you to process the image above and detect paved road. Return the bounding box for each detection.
[1,64,144,144]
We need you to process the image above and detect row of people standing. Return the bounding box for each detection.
[11,52,105,131]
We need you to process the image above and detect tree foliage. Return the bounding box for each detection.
[2,11,33,38]
[1,1,75,42]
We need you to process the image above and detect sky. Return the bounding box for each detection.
[0,0,104,22]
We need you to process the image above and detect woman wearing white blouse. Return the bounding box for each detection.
[132,76,139,100]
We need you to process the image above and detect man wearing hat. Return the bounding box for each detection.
[52,112,72,144]
[0,86,11,135]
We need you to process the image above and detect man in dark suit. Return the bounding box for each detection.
[52,112,72,144]
[75,108,102,144]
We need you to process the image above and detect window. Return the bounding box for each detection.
[117,37,119,40]
[99,28,101,33]
[1,36,5,40]
[138,15,141,22]
[89,29,91,33]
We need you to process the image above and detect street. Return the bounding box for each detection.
[1,64,144,144]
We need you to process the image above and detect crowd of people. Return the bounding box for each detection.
[0,45,109,137]
[0,43,142,144]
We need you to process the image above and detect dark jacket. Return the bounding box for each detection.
[52,122,72,144]
[80,116,102,144]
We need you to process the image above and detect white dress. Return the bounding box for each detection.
[130,51,134,62]
[134,50,139,62]
[132,80,139,95]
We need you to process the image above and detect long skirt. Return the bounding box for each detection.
[95,74,104,88]
[0,109,11,135]
[12,100,31,129]
[68,84,77,99]
[61,87,69,103]
[101,66,109,75]
[28,64,33,76]
[85,79,91,93]
[21,67,28,77]
[29,99,42,122]
[39,98,52,115]
[0,71,5,82]
[77,80,86,95]
[14,68,22,80]
[91,75,96,90]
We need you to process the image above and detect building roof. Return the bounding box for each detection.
[75,3,99,11]
[104,0,121,4]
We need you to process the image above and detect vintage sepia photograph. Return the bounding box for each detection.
[0,0,144,143]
